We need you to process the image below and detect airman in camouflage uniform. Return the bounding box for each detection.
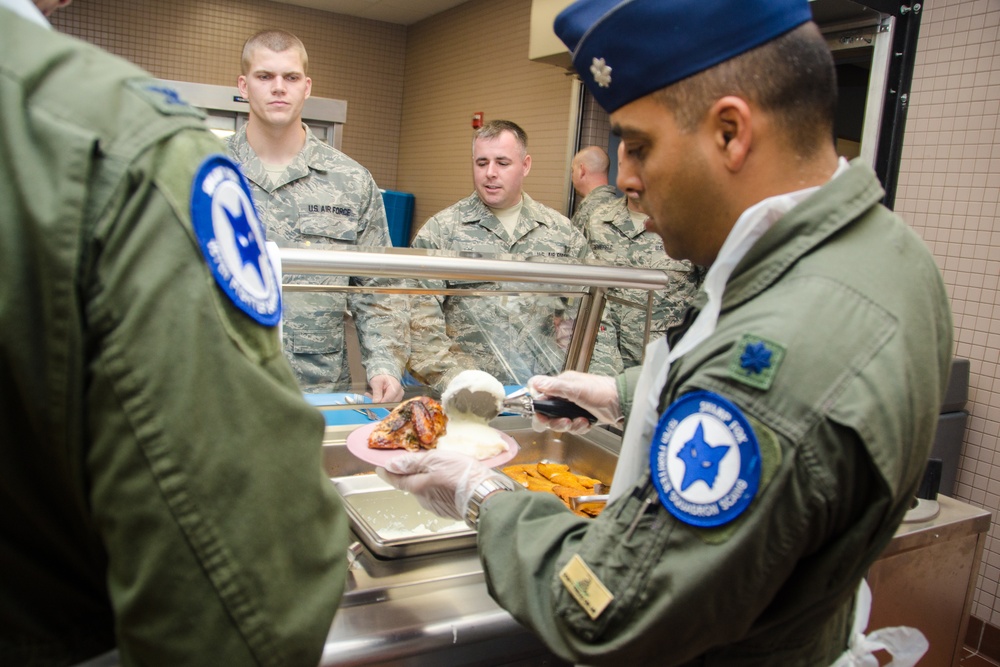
[228,30,407,399]
[409,191,624,389]
[229,125,408,394]
[569,146,621,231]
[584,196,704,368]
[571,183,620,230]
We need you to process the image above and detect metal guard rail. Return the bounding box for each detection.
[279,246,670,373]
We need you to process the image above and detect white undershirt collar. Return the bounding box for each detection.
[0,0,51,28]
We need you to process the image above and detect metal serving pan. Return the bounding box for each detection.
[326,416,621,559]
[331,474,476,559]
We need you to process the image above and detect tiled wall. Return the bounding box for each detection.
[397,0,577,231]
[50,0,406,190]
[895,0,1000,625]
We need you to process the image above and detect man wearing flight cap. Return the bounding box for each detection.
[378,0,951,664]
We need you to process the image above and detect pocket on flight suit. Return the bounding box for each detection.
[550,487,674,642]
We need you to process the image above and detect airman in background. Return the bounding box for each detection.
[407,120,623,390]
[229,29,407,401]
[569,145,620,230]
[585,193,703,367]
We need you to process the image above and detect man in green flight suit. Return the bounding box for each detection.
[0,2,349,665]
[378,0,952,664]
[229,30,408,401]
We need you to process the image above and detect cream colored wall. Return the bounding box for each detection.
[895,0,1000,626]
[50,0,406,190]
[397,0,577,231]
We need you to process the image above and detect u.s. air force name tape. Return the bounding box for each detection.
[190,155,281,326]
[650,391,761,528]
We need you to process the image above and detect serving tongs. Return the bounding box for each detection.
[569,482,610,513]
[502,387,597,424]
[570,494,610,512]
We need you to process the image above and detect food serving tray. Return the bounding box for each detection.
[331,474,477,559]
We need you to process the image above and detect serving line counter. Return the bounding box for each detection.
[319,416,610,666]
[284,247,664,664]
[279,245,672,379]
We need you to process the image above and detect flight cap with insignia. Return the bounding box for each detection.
[554,0,814,113]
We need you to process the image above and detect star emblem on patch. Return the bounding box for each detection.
[225,204,267,288]
[190,155,281,326]
[590,57,612,88]
[650,391,761,528]
[677,421,731,491]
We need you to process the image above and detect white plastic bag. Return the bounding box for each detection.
[830,579,928,667]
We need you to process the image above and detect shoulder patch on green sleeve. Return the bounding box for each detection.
[695,413,782,545]
[150,135,283,365]
[126,79,205,119]
[728,333,786,391]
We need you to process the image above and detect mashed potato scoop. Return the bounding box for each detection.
[441,370,506,421]
[437,370,510,460]
[442,370,596,424]
[503,387,597,424]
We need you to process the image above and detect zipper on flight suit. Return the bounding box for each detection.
[624,489,660,542]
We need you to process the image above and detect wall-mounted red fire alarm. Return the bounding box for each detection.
[472,112,484,129]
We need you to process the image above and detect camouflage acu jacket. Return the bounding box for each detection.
[408,192,623,389]
[585,197,704,368]
[228,125,407,391]
[571,184,621,230]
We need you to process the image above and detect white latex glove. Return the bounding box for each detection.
[528,371,622,434]
[368,374,404,403]
[376,449,496,521]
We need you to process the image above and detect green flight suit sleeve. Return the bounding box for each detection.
[617,365,642,420]
[85,128,349,667]
[476,414,875,665]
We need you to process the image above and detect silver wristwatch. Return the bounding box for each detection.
[465,475,520,529]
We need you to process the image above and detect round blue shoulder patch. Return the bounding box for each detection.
[649,391,761,528]
[190,155,281,326]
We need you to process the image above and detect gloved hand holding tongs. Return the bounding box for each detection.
[506,371,624,435]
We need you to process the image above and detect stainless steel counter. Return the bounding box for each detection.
[324,566,564,666]
[319,416,617,666]
[867,495,991,667]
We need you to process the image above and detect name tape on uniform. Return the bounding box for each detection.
[560,554,614,621]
